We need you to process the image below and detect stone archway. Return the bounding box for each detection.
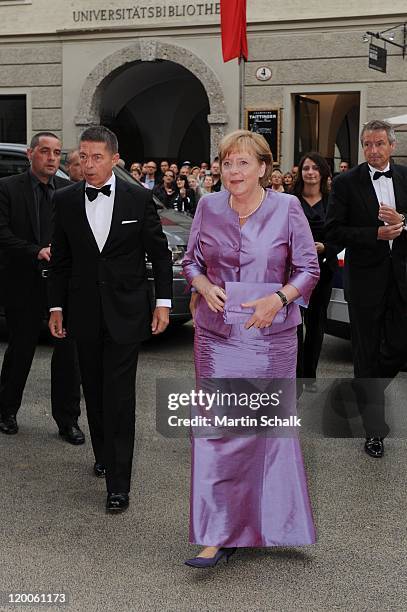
[75,39,228,161]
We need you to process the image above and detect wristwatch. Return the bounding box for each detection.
[275,290,288,306]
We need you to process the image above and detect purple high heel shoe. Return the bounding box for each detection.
[184,547,237,568]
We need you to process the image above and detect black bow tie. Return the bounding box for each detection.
[373,169,393,180]
[85,184,111,201]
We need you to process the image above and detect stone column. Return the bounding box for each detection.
[208,114,228,161]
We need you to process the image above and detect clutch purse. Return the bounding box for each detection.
[223,281,288,325]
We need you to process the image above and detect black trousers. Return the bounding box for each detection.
[348,276,407,438]
[76,320,139,495]
[297,265,334,380]
[0,292,81,429]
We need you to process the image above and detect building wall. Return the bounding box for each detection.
[0,0,406,34]
[0,1,406,164]
[0,43,63,142]
[246,24,407,166]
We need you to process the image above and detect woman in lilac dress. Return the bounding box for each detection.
[182,130,320,568]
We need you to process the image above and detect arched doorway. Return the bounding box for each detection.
[75,39,228,164]
[293,92,360,171]
[99,59,210,165]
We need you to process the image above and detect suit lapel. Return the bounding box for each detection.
[22,172,40,242]
[357,162,380,223]
[101,177,130,253]
[75,181,100,255]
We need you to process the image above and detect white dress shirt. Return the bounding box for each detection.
[369,163,398,248]
[85,173,116,251]
[51,173,171,310]
[368,163,395,210]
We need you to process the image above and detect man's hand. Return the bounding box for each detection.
[241,294,283,329]
[377,223,404,240]
[37,246,51,261]
[49,311,66,338]
[151,306,170,335]
[378,205,404,226]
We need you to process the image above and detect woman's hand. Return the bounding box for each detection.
[315,241,325,254]
[202,284,226,313]
[241,294,283,329]
[189,292,200,325]
[191,275,226,313]
[180,187,186,198]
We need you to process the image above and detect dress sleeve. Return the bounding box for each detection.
[181,197,207,285]
[287,195,320,305]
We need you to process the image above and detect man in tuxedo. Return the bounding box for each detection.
[0,132,83,443]
[326,119,407,458]
[48,126,172,513]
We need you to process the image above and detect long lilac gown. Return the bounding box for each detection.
[182,189,320,547]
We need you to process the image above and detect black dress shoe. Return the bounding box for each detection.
[0,414,18,435]
[364,437,384,458]
[304,381,318,393]
[58,424,85,445]
[94,462,106,478]
[106,493,129,514]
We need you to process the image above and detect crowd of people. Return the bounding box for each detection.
[121,155,351,218]
[124,159,222,216]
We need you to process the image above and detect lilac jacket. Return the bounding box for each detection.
[182,189,320,337]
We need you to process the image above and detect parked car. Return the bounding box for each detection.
[326,249,350,339]
[0,143,192,326]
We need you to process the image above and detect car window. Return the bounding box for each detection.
[0,152,29,178]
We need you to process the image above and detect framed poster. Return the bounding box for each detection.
[245,108,281,166]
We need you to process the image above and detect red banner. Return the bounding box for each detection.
[220,0,248,62]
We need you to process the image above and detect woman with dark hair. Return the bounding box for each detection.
[292,152,339,391]
[152,169,177,208]
[173,174,196,215]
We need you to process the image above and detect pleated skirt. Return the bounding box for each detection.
[190,324,316,547]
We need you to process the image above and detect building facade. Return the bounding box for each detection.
[0,0,406,169]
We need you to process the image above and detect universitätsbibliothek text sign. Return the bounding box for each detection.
[72,3,220,24]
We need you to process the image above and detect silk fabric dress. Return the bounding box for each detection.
[182,189,320,547]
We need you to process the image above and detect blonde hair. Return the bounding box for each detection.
[218,129,273,188]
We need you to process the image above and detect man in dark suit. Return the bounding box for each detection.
[48,126,172,513]
[326,119,407,458]
[0,132,83,443]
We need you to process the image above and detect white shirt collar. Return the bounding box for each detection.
[85,173,116,190]
[368,163,390,175]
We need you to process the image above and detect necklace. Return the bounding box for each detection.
[230,188,266,219]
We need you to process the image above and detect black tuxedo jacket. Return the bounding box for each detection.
[0,170,70,307]
[325,162,407,306]
[48,176,173,344]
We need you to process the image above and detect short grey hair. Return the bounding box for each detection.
[79,125,118,154]
[360,120,396,145]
